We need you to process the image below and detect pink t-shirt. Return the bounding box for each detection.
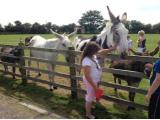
[82,56,102,84]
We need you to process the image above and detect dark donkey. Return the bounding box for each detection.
[0,44,24,79]
[110,60,152,110]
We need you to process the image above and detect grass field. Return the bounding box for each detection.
[0,34,159,118]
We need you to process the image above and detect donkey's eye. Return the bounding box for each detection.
[113,31,120,44]
[62,43,66,47]
[115,31,119,36]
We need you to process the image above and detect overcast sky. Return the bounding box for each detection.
[0,0,160,26]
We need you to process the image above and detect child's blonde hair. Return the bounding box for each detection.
[138,30,145,36]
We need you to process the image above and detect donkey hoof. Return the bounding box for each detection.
[54,86,58,89]
[114,88,118,93]
[127,106,136,111]
[49,88,53,91]
[38,73,41,76]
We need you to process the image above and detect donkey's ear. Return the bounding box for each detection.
[121,12,127,23]
[116,16,120,22]
[67,28,78,38]
[50,29,63,40]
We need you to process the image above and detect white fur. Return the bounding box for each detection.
[74,21,128,54]
[116,23,129,53]
[27,31,75,90]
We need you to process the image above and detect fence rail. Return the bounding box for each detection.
[0,52,146,78]
[0,44,159,62]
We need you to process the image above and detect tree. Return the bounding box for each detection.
[78,10,104,34]
[1,19,160,34]
[0,24,4,33]
[30,22,47,34]
[58,23,76,33]
[44,22,52,33]
[129,20,144,33]
[14,20,25,33]
[123,21,130,31]
[51,24,59,32]
[23,23,32,34]
[5,23,14,33]
[152,23,160,33]
[143,24,152,33]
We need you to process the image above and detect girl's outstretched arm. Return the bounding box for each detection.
[97,46,116,57]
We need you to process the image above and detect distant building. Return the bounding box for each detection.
[75,25,85,34]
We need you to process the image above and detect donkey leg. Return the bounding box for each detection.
[12,66,16,79]
[118,78,121,84]
[4,64,9,72]
[129,92,135,102]
[37,62,41,76]
[127,81,134,110]
[127,81,139,110]
[114,76,118,93]
[4,65,8,72]
[130,82,139,102]
[27,60,31,76]
[127,92,136,111]
[47,64,57,91]
[51,65,57,89]
[47,64,53,91]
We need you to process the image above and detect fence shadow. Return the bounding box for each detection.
[112,92,147,119]
[0,75,111,119]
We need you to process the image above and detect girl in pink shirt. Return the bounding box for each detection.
[81,42,116,118]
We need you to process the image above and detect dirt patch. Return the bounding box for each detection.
[0,90,65,119]
[0,91,38,119]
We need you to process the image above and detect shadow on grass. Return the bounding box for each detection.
[113,103,147,119]
[112,92,147,119]
[0,75,113,118]
[0,75,148,118]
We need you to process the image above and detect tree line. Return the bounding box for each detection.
[0,21,76,34]
[0,10,160,34]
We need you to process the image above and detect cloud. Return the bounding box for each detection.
[0,0,159,25]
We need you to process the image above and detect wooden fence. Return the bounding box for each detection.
[0,44,159,111]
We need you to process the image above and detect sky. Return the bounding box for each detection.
[0,0,160,26]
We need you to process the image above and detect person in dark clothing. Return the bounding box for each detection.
[146,41,160,118]
[129,41,160,78]
[146,59,160,119]
[137,30,146,53]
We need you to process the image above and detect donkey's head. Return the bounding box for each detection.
[105,6,129,58]
[50,29,77,62]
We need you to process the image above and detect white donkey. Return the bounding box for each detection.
[73,6,129,56]
[25,29,76,90]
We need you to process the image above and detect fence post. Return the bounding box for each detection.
[19,43,27,85]
[68,47,78,99]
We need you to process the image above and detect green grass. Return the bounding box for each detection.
[0,34,55,45]
[129,34,160,53]
[0,33,159,52]
[0,34,159,118]
[0,75,147,119]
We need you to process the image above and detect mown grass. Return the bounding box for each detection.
[0,34,159,118]
[0,75,147,119]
